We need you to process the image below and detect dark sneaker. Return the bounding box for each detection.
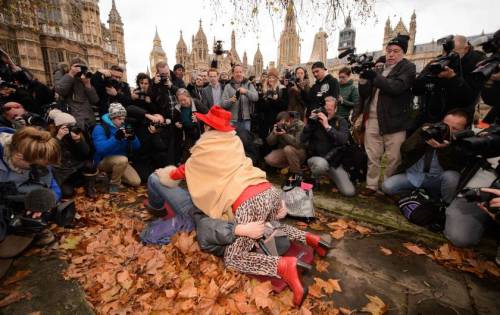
[143,199,166,217]
[34,229,55,247]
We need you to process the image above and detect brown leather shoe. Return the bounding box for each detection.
[360,188,377,196]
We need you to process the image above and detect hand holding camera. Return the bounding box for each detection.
[273,123,287,135]
[56,125,69,140]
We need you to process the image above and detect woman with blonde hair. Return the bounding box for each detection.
[0,126,61,245]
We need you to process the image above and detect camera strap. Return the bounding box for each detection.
[423,150,434,173]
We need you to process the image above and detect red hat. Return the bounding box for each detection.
[195,105,234,132]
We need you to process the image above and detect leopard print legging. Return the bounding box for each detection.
[223,187,306,277]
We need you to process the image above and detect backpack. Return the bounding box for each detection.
[140,214,195,245]
[397,189,445,229]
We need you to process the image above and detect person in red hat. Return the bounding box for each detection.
[155,105,332,306]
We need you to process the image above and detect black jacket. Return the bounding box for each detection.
[91,71,132,115]
[307,74,340,112]
[413,49,486,124]
[358,58,416,135]
[301,116,349,157]
[396,127,466,174]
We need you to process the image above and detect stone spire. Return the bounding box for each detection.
[108,0,122,25]
[242,50,248,74]
[176,30,189,66]
[230,30,241,63]
[192,19,209,70]
[408,10,417,54]
[253,44,264,79]
[277,0,300,68]
[150,27,167,74]
[310,28,328,64]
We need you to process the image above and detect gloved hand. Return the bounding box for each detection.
[115,128,126,141]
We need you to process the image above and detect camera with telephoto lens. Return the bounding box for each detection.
[455,124,500,158]
[458,180,500,213]
[0,182,75,236]
[338,48,375,74]
[213,40,229,56]
[421,122,451,143]
[427,35,461,76]
[309,107,328,121]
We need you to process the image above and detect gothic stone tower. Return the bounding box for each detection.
[191,20,209,70]
[338,14,356,51]
[253,44,264,79]
[107,0,126,76]
[309,27,328,64]
[383,12,416,54]
[176,31,189,66]
[149,27,167,74]
[277,1,300,69]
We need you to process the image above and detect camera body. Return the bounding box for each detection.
[159,74,171,86]
[68,125,82,134]
[455,124,500,158]
[104,77,121,90]
[275,122,287,133]
[421,122,451,143]
[427,35,461,76]
[459,180,500,213]
[309,107,328,121]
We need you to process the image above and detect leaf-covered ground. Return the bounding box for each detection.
[3,186,499,314]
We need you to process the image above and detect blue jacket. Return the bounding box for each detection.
[92,114,140,165]
[0,128,62,201]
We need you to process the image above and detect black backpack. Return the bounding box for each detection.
[397,189,445,230]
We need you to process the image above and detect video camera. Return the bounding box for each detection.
[338,48,375,74]
[455,124,500,158]
[213,40,229,56]
[0,182,75,235]
[427,35,461,76]
[471,32,500,80]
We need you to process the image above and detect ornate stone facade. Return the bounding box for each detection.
[277,0,300,69]
[0,0,126,85]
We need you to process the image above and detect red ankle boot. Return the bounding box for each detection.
[306,233,332,257]
[277,257,308,306]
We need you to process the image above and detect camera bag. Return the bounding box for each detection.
[257,221,291,256]
[397,189,443,226]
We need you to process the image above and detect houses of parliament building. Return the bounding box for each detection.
[0,0,126,85]
[0,0,491,86]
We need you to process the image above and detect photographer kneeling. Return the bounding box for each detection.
[264,111,305,176]
[92,103,140,193]
[0,127,61,245]
[382,109,469,204]
[301,96,355,197]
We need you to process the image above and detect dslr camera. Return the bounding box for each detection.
[133,88,148,101]
[338,48,375,74]
[427,35,460,76]
[104,77,121,90]
[75,64,92,78]
[275,122,287,133]
[421,122,474,143]
[309,107,328,121]
[458,180,500,213]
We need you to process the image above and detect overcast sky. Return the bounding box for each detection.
[98,0,499,80]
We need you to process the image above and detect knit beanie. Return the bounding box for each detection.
[387,34,410,53]
[108,102,127,119]
[48,109,77,126]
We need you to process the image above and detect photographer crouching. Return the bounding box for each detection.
[48,109,96,198]
[264,111,306,176]
[91,103,141,193]
[301,97,355,197]
[382,109,469,204]
[0,127,73,246]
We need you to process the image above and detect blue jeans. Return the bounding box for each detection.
[147,174,194,215]
[381,170,460,204]
[232,120,251,131]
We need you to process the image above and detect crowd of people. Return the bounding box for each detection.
[1,30,500,304]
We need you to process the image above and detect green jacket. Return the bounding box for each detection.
[338,79,359,119]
